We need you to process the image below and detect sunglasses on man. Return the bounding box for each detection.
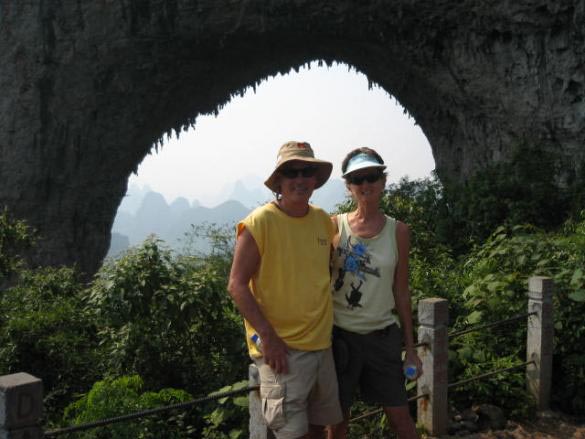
[280,166,318,179]
[347,171,382,185]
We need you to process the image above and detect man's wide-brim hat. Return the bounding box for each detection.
[264,141,333,193]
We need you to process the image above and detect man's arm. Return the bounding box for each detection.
[392,221,423,376]
[227,227,289,374]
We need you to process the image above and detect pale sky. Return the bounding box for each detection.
[128,62,435,207]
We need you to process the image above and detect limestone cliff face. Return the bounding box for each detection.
[0,1,583,276]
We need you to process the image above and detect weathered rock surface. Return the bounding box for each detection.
[0,1,584,276]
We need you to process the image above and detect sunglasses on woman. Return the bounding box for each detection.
[280,166,318,179]
[347,172,382,185]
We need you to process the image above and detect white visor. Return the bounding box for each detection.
[342,153,386,176]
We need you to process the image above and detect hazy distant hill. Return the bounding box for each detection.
[117,183,153,215]
[109,178,347,256]
[109,192,250,256]
[310,178,347,213]
[108,232,130,257]
[219,177,347,213]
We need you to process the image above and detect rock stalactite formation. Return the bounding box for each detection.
[0,1,584,276]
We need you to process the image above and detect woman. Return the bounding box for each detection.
[329,147,421,439]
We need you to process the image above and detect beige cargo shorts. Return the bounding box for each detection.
[254,347,343,438]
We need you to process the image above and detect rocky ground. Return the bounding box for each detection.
[435,412,585,439]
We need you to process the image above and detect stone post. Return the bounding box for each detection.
[248,364,275,439]
[417,298,449,436]
[526,276,554,411]
[0,373,43,439]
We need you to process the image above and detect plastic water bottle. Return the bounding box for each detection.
[403,363,417,380]
[250,333,262,351]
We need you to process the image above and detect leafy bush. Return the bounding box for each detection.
[0,218,249,435]
[63,375,195,438]
[88,237,247,399]
[202,380,250,439]
[452,222,585,414]
[0,267,100,418]
[0,208,34,281]
[442,145,585,250]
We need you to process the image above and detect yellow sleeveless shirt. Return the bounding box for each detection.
[238,202,334,357]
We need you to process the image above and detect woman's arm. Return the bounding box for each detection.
[330,214,340,247]
[330,215,340,272]
[392,221,423,375]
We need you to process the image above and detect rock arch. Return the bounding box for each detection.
[0,1,583,276]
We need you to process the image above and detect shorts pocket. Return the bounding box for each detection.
[261,383,286,430]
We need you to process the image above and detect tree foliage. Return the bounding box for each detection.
[442,144,585,251]
[0,208,34,281]
[455,221,585,414]
[88,237,246,397]
[0,266,99,419]
[0,219,248,435]
[63,375,196,438]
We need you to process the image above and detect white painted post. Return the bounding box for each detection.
[417,298,449,436]
[248,364,275,439]
[0,373,43,439]
[526,276,554,411]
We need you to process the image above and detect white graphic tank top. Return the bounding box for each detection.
[331,213,398,334]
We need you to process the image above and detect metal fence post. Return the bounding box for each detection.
[248,364,275,439]
[417,298,449,436]
[526,276,554,411]
[0,373,43,439]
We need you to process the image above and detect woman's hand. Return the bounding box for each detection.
[405,349,423,379]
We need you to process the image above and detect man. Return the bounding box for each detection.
[228,141,342,439]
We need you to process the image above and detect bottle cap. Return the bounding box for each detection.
[404,365,417,380]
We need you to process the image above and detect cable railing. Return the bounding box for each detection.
[447,361,534,389]
[448,312,536,339]
[349,393,429,423]
[0,276,554,438]
[44,385,259,438]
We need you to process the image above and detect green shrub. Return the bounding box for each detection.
[0,266,99,419]
[453,222,585,414]
[442,145,585,250]
[63,375,195,438]
[0,208,34,281]
[88,237,247,397]
[201,380,250,439]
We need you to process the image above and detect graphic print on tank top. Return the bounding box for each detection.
[333,236,380,309]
